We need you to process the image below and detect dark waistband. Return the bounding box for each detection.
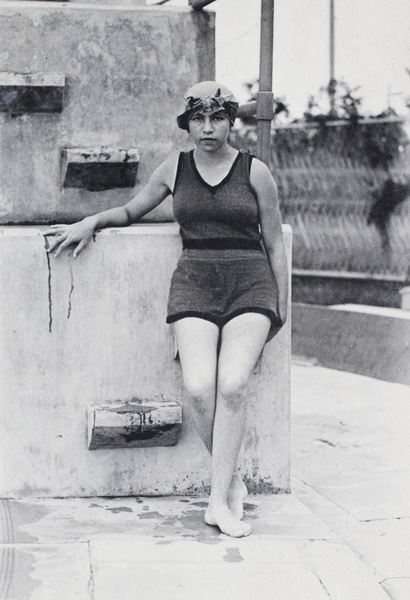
[182,238,262,251]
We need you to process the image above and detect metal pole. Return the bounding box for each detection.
[329,0,337,116]
[256,0,275,165]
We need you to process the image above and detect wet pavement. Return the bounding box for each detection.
[1,360,409,599]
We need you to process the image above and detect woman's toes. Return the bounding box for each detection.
[204,505,252,538]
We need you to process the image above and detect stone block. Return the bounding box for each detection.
[0,71,65,114]
[62,148,140,191]
[88,399,182,449]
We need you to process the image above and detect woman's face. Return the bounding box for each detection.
[188,111,231,152]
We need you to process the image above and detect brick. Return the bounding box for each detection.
[0,71,65,113]
[88,400,182,449]
[62,148,140,191]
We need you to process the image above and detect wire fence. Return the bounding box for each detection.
[276,154,410,277]
[232,122,410,280]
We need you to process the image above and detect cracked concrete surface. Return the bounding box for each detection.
[43,234,53,333]
[67,263,74,320]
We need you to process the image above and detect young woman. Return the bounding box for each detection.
[45,81,288,538]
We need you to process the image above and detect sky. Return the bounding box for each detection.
[148,0,410,121]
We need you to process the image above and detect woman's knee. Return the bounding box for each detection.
[183,372,215,413]
[217,372,249,411]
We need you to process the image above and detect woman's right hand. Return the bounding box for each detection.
[43,216,97,258]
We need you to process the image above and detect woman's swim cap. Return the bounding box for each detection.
[177,81,239,131]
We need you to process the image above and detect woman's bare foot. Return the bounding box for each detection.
[204,504,252,538]
[228,474,248,520]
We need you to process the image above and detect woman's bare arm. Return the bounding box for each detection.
[250,158,289,324]
[44,155,178,258]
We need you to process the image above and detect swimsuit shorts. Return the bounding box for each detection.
[166,248,282,342]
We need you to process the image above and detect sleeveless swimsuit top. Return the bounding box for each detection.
[172,150,261,247]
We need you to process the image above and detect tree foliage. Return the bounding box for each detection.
[237,79,409,171]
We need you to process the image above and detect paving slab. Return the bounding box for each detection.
[0,494,333,545]
[89,538,331,600]
[382,578,410,600]
[300,539,391,600]
[293,478,410,583]
[364,517,410,558]
[0,542,90,600]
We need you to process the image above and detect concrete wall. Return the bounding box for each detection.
[292,303,410,385]
[0,2,214,224]
[0,224,292,497]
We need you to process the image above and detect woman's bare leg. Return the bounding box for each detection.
[204,312,271,537]
[174,318,248,518]
[173,318,219,453]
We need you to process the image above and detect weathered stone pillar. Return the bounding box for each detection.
[0,224,292,497]
[0,2,215,224]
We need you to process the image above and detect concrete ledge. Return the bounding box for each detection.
[292,302,410,385]
[292,270,406,309]
[88,400,182,449]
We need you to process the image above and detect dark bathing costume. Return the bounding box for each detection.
[166,149,282,342]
